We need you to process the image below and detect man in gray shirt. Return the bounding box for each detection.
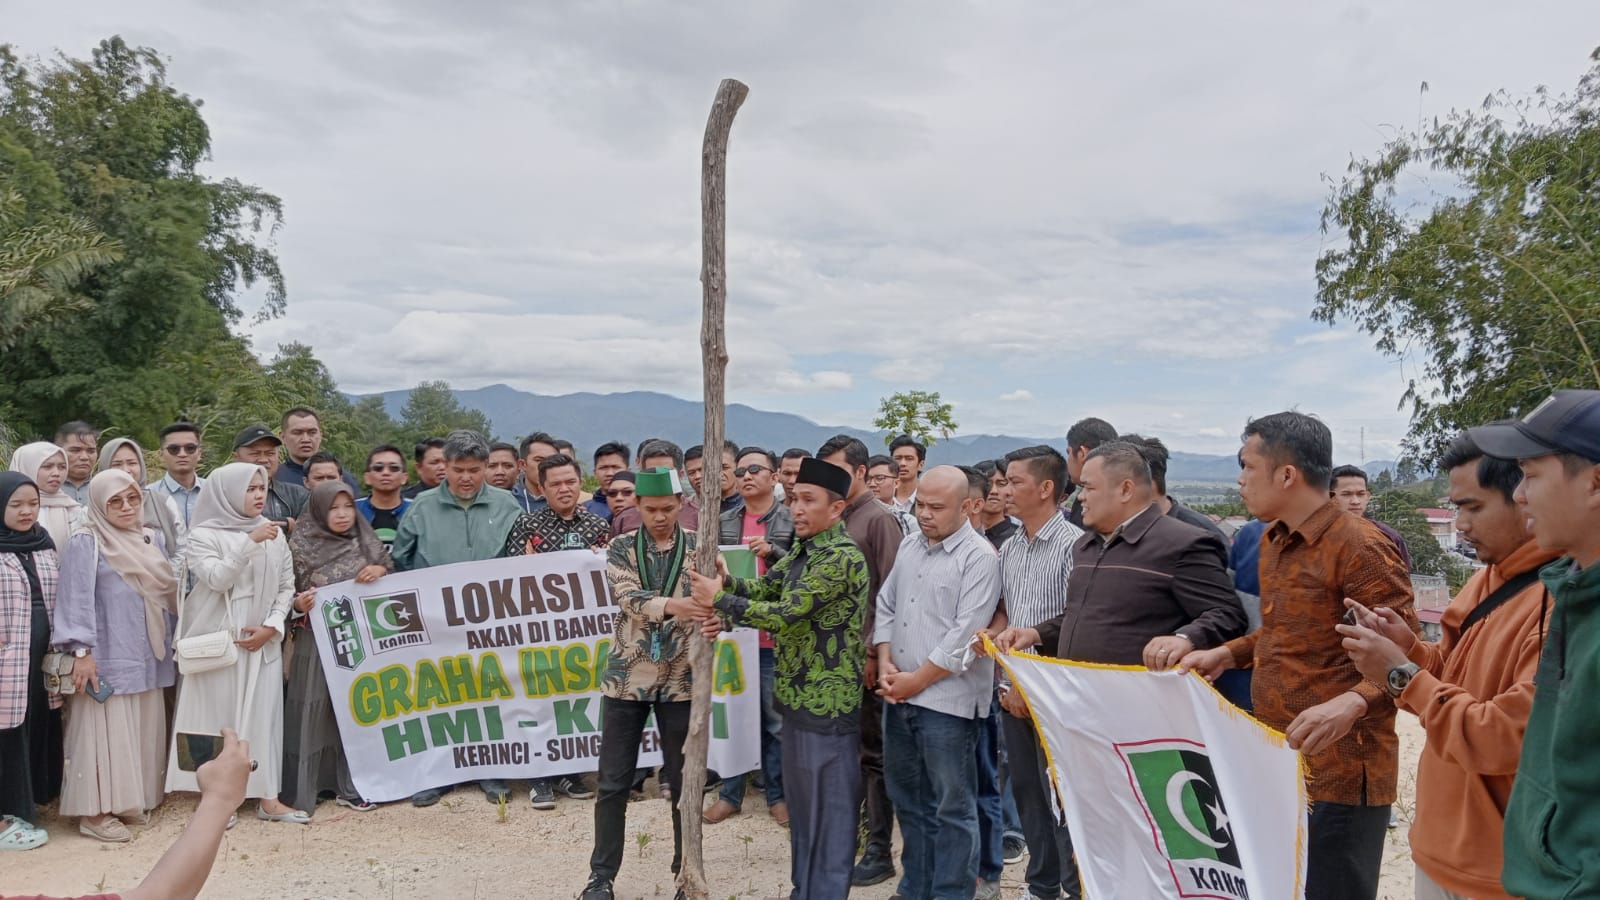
[875,467,1002,900]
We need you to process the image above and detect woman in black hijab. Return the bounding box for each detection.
[0,472,63,851]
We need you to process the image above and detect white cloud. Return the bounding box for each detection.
[998,389,1034,402]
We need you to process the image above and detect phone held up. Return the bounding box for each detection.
[175,732,226,772]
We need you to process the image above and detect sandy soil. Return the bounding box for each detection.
[6,716,1427,899]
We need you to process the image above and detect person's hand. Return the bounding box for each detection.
[1343,599,1417,652]
[748,536,771,559]
[1000,685,1029,718]
[863,655,879,690]
[877,669,923,704]
[715,554,730,583]
[1176,646,1235,682]
[248,522,280,544]
[687,568,723,606]
[1336,620,1413,684]
[992,626,1040,655]
[292,590,316,613]
[1285,692,1367,756]
[1142,634,1194,671]
[664,595,712,618]
[699,615,725,640]
[235,625,280,652]
[70,653,98,693]
[196,727,251,810]
[355,565,386,584]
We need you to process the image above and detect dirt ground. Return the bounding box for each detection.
[6,717,1425,899]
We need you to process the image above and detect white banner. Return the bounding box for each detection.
[310,549,760,802]
[994,644,1306,900]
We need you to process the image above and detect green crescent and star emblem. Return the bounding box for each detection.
[1121,740,1249,899]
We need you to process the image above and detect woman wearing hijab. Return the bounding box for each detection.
[282,482,391,815]
[98,438,183,560]
[8,442,83,551]
[53,469,179,842]
[166,462,307,824]
[0,473,62,851]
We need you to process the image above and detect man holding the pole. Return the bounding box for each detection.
[580,467,702,900]
[688,457,870,900]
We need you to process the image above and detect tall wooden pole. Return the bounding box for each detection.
[678,76,748,900]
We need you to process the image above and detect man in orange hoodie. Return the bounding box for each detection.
[1337,431,1556,900]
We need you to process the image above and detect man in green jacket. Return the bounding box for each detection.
[1470,390,1600,899]
[688,457,869,900]
[388,429,521,807]
[391,429,522,572]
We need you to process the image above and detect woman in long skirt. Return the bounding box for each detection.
[282,482,391,814]
[53,470,179,842]
[166,462,306,823]
[0,473,61,851]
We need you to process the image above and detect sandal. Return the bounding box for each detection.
[335,796,378,812]
[0,815,49,851]
[79,816,133,843]
[118,809,151,827]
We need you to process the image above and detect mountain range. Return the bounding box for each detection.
[361,383,1396,485]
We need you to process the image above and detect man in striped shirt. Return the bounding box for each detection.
[985,445,1084,900]
[876,467,1002,900]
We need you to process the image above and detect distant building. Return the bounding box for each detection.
[1417,507,1457,552]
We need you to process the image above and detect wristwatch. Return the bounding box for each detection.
[72,647,88,658]
[1384,662,1420,697]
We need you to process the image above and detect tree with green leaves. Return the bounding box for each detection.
[0,187,123,350]
[398,381,493,449]
[873,390,958,447]
[1316,50,1600,461]
[0,37,285,439]
[1367,489,1471,589]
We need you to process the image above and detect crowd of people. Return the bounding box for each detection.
[1,390,1598,900]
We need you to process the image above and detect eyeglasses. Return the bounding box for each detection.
[605,488,637,498]
[734,465,771,477]
[368,464,405,473]
[163,443,200,455]
[866,474,894,484]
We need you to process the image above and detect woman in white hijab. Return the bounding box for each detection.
[8,443,82,551]
[165,462,307,823]
[97,438,183,560]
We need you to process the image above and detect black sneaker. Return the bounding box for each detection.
[851,847,895,886]
[556,775,597,800]
[479,780,510,803]
[578,875,614,900]
[411,786,452,807]
[1002,834,1028,865]
[530,779,556,810]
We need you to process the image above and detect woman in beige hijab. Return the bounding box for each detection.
[98,438,183,560]
[8,442,82,551]
[52,469,179,842]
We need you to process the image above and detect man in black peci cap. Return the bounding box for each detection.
[686,457,871,900]
[230,424,308,526]
[1468,390,1600,900]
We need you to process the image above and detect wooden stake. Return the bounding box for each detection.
[677,76,748,900]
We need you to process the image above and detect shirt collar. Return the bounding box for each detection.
[1099,503,1160,545]
[161,473,203,493]
[920,520,977,554]
[1268,499,1343,546]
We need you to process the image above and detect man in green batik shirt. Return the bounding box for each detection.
[688,457,869,900]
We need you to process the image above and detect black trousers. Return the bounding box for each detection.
[1305,801,1390,900]
[590,697,691,882]
[859,687,894,855]
[1000,711,1079,899]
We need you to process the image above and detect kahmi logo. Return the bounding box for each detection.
[362,590,430,653]
[1120,739,1249,900]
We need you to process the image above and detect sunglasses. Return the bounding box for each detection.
[605,487,637,498]
[734,465,771,477]
[163,443,200,455]
[368,464,405,473]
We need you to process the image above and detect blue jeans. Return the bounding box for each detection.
[976,691,1006,881]
[720,646,783,808]
[884,703,981,900]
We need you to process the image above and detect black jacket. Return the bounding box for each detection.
[718,500,796,560]
[1036,503,1246,665]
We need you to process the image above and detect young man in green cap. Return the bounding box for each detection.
[687,457,870,900]
[1468,390,1600,900]
[579,467,703,900]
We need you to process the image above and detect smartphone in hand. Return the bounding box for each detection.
[85,679,115,703]
[175,732,226,772]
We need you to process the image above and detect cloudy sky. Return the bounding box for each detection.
[10,2,1599,459]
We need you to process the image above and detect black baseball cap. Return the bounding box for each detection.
[1469,390,1600,462]
[232,424,283,451]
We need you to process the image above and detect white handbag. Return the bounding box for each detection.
[173,557,239,676]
